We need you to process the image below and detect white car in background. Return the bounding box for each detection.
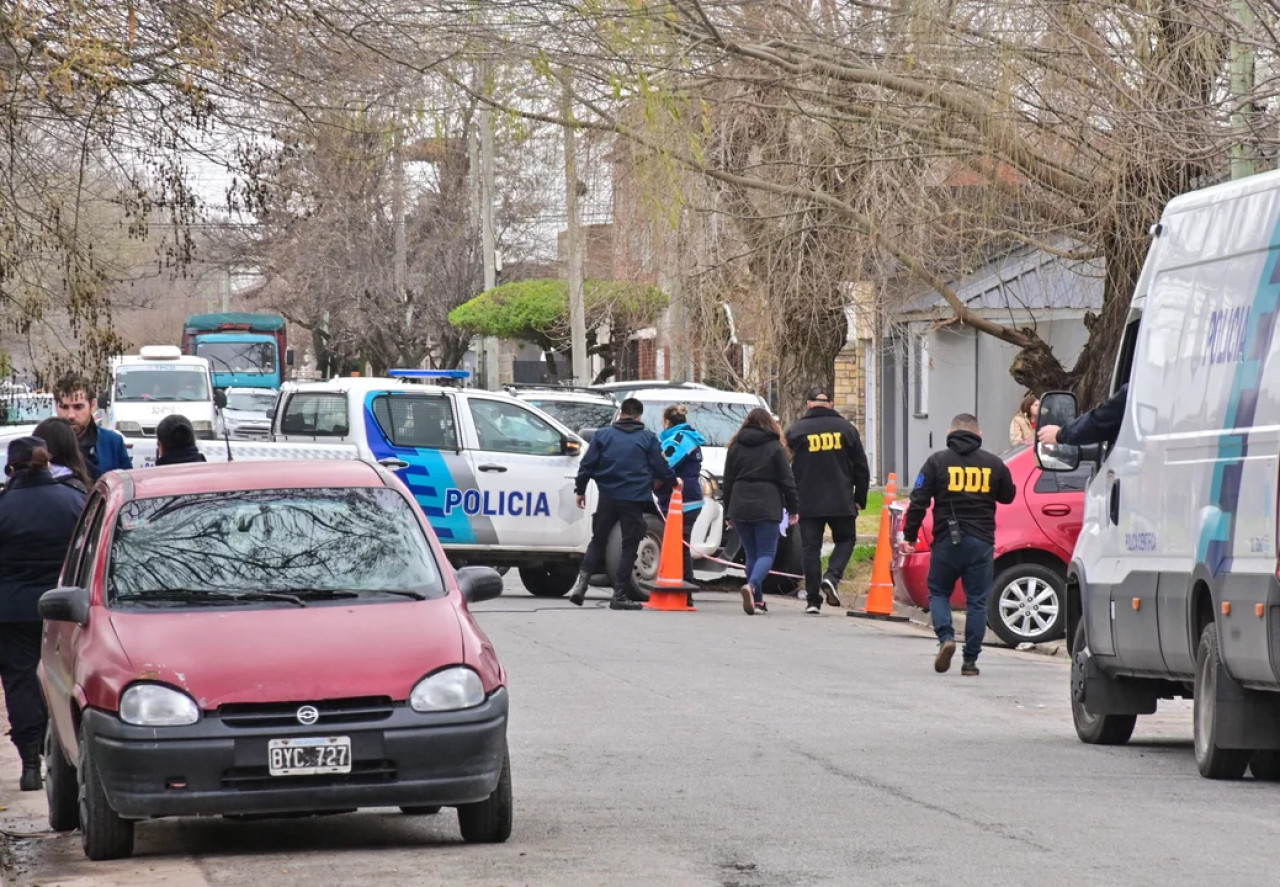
[504,385,617,436]
[221,387,278,439]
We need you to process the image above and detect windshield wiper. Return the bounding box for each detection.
[114,588,306,607]
[275,588,428,601]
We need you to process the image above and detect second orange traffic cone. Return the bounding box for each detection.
[643,481,697,612]
[848,473,908,622]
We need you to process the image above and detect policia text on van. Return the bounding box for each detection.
[1040,168,1280,781]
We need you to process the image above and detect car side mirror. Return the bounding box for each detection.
[214,390,228,409]
[1035,390,1081,472]
[39,586,90,626]
[266,406,277,421]
[578,427,596,443]
[563,437,582,455]
[97,389,111,407]
[456,566,503,604]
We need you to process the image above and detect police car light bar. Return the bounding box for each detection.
[388,369,471,381]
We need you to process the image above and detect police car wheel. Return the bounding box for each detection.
[518,566,576,598]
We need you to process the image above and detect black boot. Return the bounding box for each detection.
[18,741,42,792]
[568,572,590,606]
[609,588,643,611]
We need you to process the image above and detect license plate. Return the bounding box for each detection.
[267,736,352,776]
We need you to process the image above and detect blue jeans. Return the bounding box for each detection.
[737,520,779,602]
[926,533,994,662]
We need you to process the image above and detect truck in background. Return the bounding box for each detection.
[182,313,288,391]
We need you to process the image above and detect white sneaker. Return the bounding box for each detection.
[805,605,821,615]
[821,577,842,608]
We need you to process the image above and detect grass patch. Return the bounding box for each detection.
[820,544,879,579]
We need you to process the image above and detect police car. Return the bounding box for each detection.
[121,371,593,597]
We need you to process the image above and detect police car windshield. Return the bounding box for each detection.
[527,400,615,432]
[115,368,210,403]
[638,400,756,447]
[108,488,445,605]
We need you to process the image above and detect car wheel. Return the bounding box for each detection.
[399,805,442,815]
[603,515,662,602]
[761,525,802,596]
[456,751,512,843]
[45,722,79,833]
[989,562,1065,646]
[517,565,576,598]
[1194,622,1251,779]
[79,739,134,860]
[1071,622,1136,746]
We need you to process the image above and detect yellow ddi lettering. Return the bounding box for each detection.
[948,467,992,493]
[807,432,844,452]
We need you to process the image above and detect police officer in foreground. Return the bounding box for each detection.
[785,386,870,614]
[569,398,675,611]
[900,413,1015,676]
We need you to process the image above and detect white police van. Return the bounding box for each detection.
[1041,166,1280,779]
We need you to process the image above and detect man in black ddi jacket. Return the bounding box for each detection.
[785,386,870,614]
[901,413,1015,676]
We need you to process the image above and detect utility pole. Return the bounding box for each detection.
[392,124,409,331]
[1230,0,1257,180]
[562,73,588,386]
[479,64,499,390]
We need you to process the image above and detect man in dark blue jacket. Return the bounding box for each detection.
[570,398,675,610]
[54,375,132,479]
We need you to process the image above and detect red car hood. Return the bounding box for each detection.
[107,599,464,710]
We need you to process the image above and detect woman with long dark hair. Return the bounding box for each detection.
[33,417,92,493]
[723,408,799,615]
[0,436,86,790]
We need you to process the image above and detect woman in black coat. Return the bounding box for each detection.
[0,436,87,790]
[722,408,799,615]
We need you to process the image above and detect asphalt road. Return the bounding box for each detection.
[8,576,1280,886]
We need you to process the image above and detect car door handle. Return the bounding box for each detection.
[377,458,409,470]
[478,464,508,473]
[1041,504,1071,517]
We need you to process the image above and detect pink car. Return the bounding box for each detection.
[889,445,1090,645]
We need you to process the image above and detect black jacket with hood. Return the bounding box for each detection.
[722,426,800,523]
[902,430,1016,546]
[785,407,871,517]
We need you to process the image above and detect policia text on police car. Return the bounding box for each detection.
[899,413,1015,677]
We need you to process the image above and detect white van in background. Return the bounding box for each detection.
[1042,167,1280,780]
[103,346,224,439]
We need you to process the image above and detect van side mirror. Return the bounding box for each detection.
[214,390,228,409]
[456,566,503,604]
[97,389,111,408]
[1036,390,1080,472]
[579,427,596,443]
[563,437,582,455]
[39,586,90,626]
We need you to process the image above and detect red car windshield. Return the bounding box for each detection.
[108,488,445,605]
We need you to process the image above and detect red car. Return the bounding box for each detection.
[37,461,510,861]
[889,445,1091,646]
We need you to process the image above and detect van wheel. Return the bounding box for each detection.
[761,526,802,596]
[457,751,512,843]
[79,740,134,860]
[45,722,79,832]
[989,563,1066,646]
[604,515,663,602]
[1194,622,1251,779]
[517,565,576,598]
[1071,622,1136,746]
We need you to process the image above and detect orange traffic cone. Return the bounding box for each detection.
[848,473,908,622]
[643,482,697,612]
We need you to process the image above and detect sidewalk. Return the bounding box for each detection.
[0,717,55,887]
